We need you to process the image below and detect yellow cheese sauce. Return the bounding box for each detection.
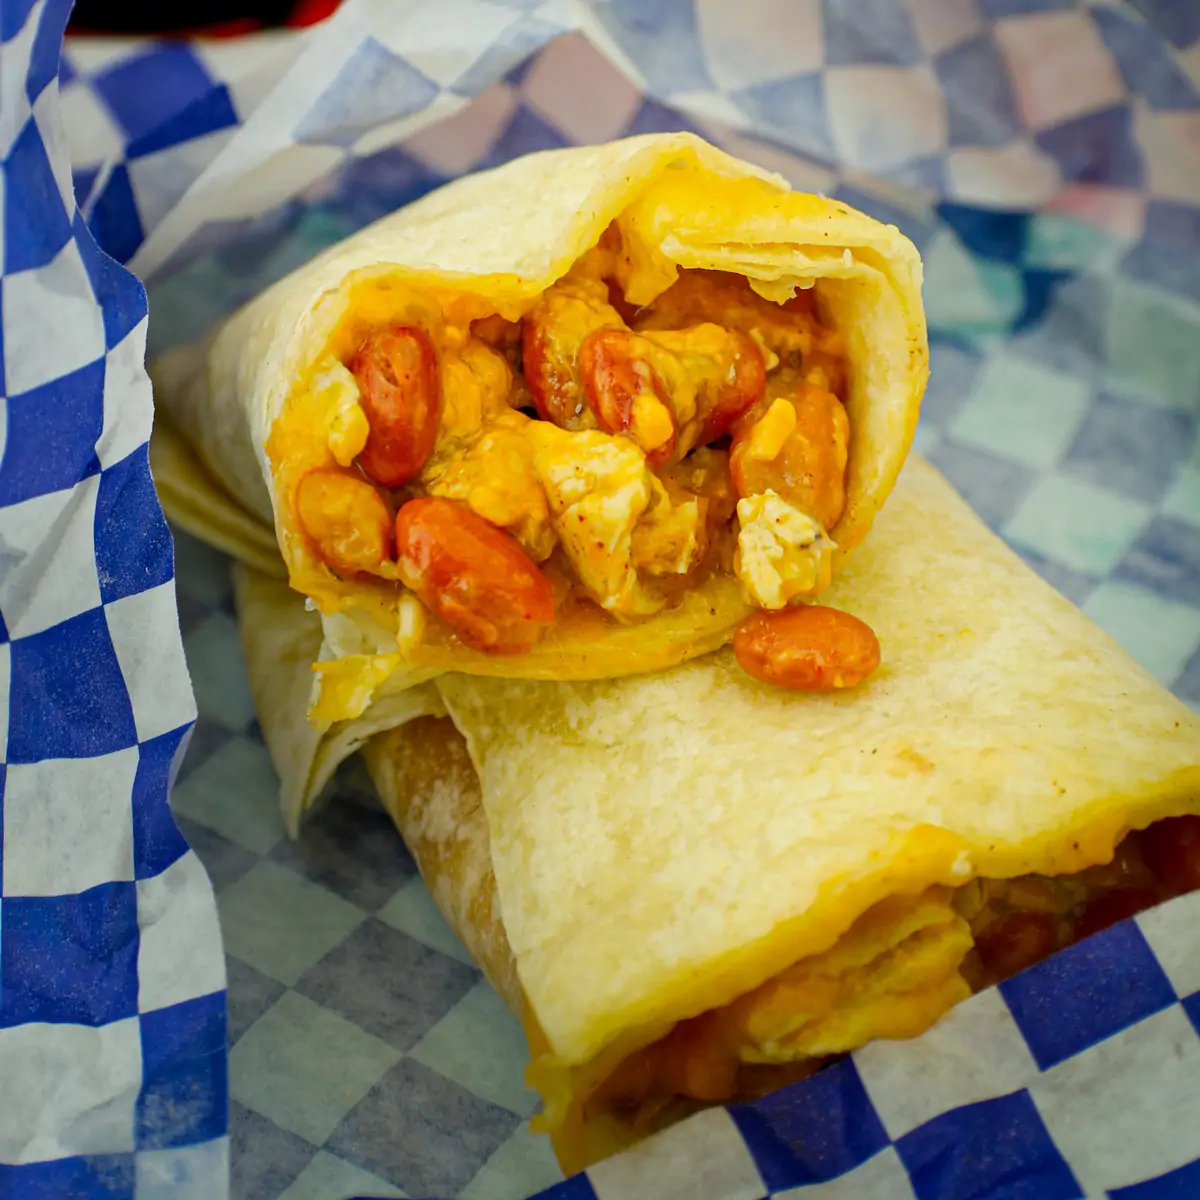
[266,191,853,705]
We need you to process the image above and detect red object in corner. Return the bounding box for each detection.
[287,0,342,26]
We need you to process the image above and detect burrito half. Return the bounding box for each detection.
[153,132,927,726]
[233,457,1200,1172]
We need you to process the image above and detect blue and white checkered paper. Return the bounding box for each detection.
[0,0,228,1196]
[28,0,1200,1197]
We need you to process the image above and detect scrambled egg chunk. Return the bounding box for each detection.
[530,424,704,618]
[313,360,370,467]
[735,490,834,609]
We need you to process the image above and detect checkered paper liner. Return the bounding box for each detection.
[0,0,228,1197]
[4,0,1196,1197]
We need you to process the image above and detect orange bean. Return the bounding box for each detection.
[295,468,392,577]
[352,325,441,487]
[730,381,849,531]
[522,281,620,430]
[394,496,555,654]
[579,328,676,466]
[733,605,880,692]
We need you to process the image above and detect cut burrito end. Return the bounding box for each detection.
[235,457,1200,1173]
[168,133,926,723]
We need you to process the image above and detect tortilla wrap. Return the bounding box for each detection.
[232,456,1200,1171]
[153,132,927,727]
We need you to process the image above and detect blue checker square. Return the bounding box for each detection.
[1063,393,1197,505]
[2,119,74,275]
[623,96,703,140]
[131,726,194,880]
[1111,1156,1200,1200]
[1183,991,1200,1038]
[126,84,239,161]
[0,1153,136,1200]
[1036,106,1144,188]
[0,359,104,507]
[897,1090,1083,1200]
[1128,0,1200,50]
[94,444,175,605]
[6,607,138,762]
[982,0,1075,12]
[927,441,1035,529]
[823,0,922,66]
[0,883,139,1027]
[733,73,836,163]
[937,203,1029,264]
[592,0,714,93]
[1122,201,1200,306]
[1093,8,1199,111]
[478,105,574,173]
[1116,516,1200,609]
[921,335,986,428]
[24,0,70,104]
[515,1178,598,1200]
[91,44,234,154]
[137,991,228,1149]
[73,211,148,350]
[730,1056,889,1191]
[0,0,39,41]
[935,35,1023,148]
[1000,921,1177,1071]
[84,164,145,270]
[293,36,439,150]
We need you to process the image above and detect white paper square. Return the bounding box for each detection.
[136,1137,230,1200]
[137,851,226,1013]
[126,129,238,238]
[1,239,106,396]
[0,1018,140,1162]
[857,988,1041,1140]
[588,1107,765,1200]
[105,581,197,743]
[32,83,80,215]
[1,750,137,897]
[1030,1005,1200,1197]
[95,326,152,471]
[0,2,43,161]
[825,64,948,173]
[697,0,824,91]
[374,0,521,89]
[1138,891,1200,1002]
[0,476,102,639]
[777,1147,918,1200]
[57,83,126,173]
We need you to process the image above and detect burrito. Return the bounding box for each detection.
[151,132,927,731]
[232,456,1200,1173]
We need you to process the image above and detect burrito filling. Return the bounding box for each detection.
[555,813,1200,1155]
[269,209,877,701]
